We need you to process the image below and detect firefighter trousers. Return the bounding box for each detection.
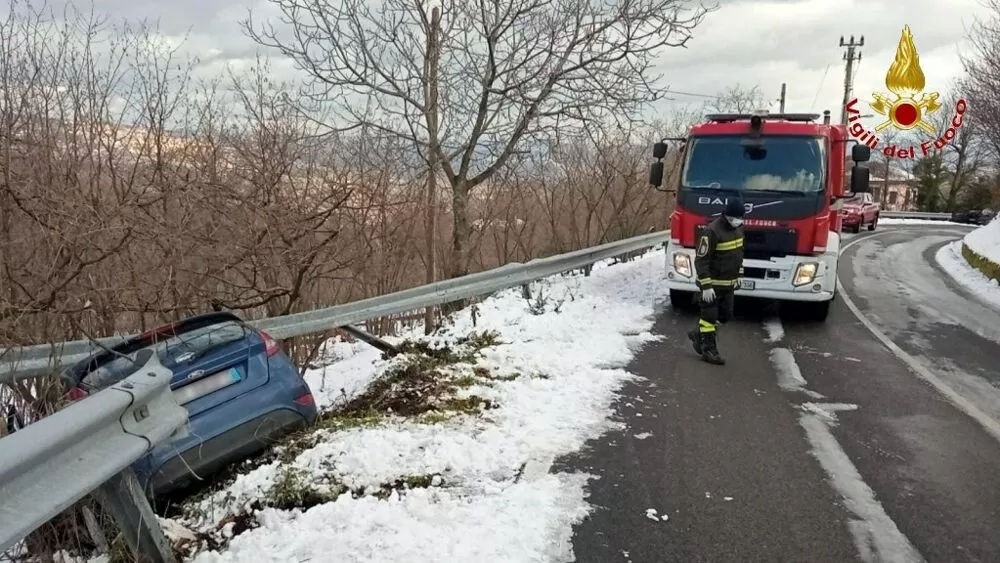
[697,288,735,334]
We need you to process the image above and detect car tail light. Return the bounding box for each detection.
[294,393,315,406]
[67,387,88,402]
[259,330,281,357]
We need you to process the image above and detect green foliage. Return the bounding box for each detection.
[962,243,1000,283]
[912,153,952,212]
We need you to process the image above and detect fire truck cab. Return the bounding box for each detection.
[648,110,872,321]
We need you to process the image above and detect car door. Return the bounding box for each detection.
[863,193,875,221]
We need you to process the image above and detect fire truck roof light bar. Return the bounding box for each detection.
[704,113,822,123]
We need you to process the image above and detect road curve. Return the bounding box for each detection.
[839,225,1000,429]
[565,224,1000,563]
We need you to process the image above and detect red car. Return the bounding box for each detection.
[840,192,880,232]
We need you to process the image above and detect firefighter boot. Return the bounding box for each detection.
[700,332,725,365]
[687,329,702,355]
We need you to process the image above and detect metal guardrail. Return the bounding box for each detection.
[0,353,188,560]
[0,230,670,561]
[880,211,953,220]
[0,231,670,383]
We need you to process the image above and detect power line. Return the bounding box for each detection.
[664,88,719,99]
[811,63,832,108]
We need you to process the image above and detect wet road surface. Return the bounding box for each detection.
[565,224,1000,563]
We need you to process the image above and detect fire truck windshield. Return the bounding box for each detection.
[682,135,826,194]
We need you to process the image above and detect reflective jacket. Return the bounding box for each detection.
[694,217,745,290]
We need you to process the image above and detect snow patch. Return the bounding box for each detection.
[192,474,591,563]
[799,402,858,424]
[180,248,668,562]
[762,318,784,342]
[633,432,652,440]
[769,348,824,399]
[303,339,384,410]
[963,216,1000,266]
[936,240,1000,311]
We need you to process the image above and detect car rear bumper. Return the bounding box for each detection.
[140,406,312,497]
[135,361,318,497]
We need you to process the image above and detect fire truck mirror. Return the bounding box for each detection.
[649,161,664,187]
[851,143,871,162]
[850,165,871,193]
[652,141,668,159]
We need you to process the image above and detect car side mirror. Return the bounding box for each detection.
[850,165,870,193]
[652,142,668,159]
[649,161,664,187]
[852,144,871,162]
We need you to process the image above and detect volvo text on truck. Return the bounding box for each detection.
[648,110,872,321]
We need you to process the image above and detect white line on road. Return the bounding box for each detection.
[768,347,825,399]
[839,233,1000,446]
[762,317,923,563]
[799,414,924,563]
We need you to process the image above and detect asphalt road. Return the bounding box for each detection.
[564,224,1000,563]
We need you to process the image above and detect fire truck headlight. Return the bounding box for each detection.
[793,262,819,286]
[673,253,692,277]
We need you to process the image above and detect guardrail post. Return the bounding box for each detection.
[93,468,176,563]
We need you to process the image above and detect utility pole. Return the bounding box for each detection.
[839,35,864,124]
[778,83,786,112]
[422,5,441,335]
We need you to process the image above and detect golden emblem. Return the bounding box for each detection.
[870,25,942,135]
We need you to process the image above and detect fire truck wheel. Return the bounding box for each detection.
[801,299,832,321]
[669,289,698,313]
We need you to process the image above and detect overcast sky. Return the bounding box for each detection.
[36,0,990,133]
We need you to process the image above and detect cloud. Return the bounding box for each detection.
[24,0,989,133]
[651,0,986,128]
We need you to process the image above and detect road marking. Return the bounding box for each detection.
[799,414,924,563]
[768,348,825,398]
[839,233,1000,446]
[762,317,922,563]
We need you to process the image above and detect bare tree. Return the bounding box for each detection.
[963,0,1000,163]
[242,0,713,278]
[707,83,769,114]
[927,91,984,211]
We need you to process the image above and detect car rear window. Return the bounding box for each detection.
[80,321,249,390]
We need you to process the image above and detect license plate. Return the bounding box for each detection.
[173,367,241,405]
[738,279,755,290]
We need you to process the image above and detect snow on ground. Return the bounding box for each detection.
[303,337,385,409]
[176,249,667,563]
[937,240,1000,310]
[963,217,1000,266]
[878,218,965,226]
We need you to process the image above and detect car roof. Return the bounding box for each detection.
[64,311,249,382]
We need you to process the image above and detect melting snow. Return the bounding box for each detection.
[963,217,1000,266]
[177,249,667,562]
[936,240,1000,311]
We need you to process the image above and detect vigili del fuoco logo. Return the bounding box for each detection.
[844,25,967,159]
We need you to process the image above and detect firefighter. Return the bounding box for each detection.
[687,197,745,365]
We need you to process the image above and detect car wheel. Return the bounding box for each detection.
[867,214,878,231]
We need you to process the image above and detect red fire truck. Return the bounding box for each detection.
[648,110,872,321]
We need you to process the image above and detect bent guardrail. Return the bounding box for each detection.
[0,352,188,561]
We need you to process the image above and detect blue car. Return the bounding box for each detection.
[61,312,318,497]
